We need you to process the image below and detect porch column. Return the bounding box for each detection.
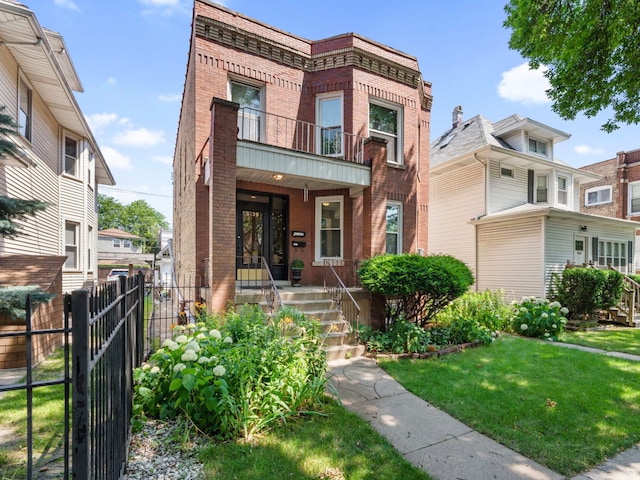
[362,137,388,258]
[208,98,239,312]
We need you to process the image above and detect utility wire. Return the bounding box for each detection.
[99,186,172,199]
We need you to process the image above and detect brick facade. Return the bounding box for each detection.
[174,1,431,312]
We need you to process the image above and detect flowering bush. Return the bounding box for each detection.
[133,304,327,440]
[509,296,568,341]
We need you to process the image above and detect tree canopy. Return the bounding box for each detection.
[504,0,640,132]
[98,194,169,253]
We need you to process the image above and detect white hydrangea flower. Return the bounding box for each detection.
[520,324,528,331]
[162,339,174,348]
[541,313,548,319]
[520,307,528,313]
[175,335,188,344]
[560,307,569,315]
[184,341,201,352]
[552,324,557,329]
[155,348,165,355]
[186,323,197,330]
[511,300,518,305]
[209,329,222,339]
[213,365,226,376]
[520,296,529,303]
[165,341,179,351]
[173,363,186,373]
[209,355,218,363]
[141,363,150,370]
[150,366,160,374]
[196,333,206,340]
[544,332,550,337]
[181,350,198,362]
[549,301,561,309]
[223,336,233,344]
[173,325,186,333]
[197,356,209,364]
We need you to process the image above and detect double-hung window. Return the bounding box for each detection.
[536,174,548,203]
[113,239,121,248]
[629,182,640,215]
[230,80,263,142]
[18,77,32,141]
[585,186,611,206]
[316,196,343,260]
[64,222,79,270]
[528,137,547,156]
[316,93,343,157]
[64,136,79,177]
[369,100,402,164]
[386,202,402,254]
[557,175,569,206]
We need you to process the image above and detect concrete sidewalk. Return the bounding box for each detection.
[327,356,640,480]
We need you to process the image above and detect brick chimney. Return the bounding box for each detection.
[452,105,463,128]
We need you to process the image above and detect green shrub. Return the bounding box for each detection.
[509,297,568,340]
[435,290,510,332]
[554,268,623,319]
[133,305,327,441]
[357,317,431,353]
[358,253,474,327]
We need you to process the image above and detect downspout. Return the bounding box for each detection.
[473,152,487,292]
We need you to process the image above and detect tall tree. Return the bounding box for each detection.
[98,194,169,253]
[504,0,640,132]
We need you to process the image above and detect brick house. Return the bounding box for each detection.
[580,148,640,270]
[173,1,431,314]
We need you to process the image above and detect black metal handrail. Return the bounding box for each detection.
[260,256,283,316]
[323,259,360,334]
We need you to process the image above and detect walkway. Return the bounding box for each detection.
[327,342,640,480]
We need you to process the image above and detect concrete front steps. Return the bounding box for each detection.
[235,286,364,360]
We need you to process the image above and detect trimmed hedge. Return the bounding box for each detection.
[554,268,623,319]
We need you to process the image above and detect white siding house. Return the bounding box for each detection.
[0,1,114,292]
[430,107,640,300]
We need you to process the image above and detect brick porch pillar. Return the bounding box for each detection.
[208,98,239,312]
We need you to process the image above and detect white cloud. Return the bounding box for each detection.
[113,128,165,147]
[498,63,551,105]
[54,0,79,11]
[139,0,190,16]
[158,93,182,102]
[152,155,173,165]
[102,146,133,170]
[86,113,118,132]
[106,77,117,87]
[574,145,605,155]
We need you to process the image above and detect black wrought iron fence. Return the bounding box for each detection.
[0,272,145,479]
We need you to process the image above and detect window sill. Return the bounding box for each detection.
[313,260,344,267]
[387,162,406,170]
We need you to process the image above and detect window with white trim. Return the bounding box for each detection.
[536,174,548,203]
[598,240,627,269]
[64,222,79,270]
[557,175,569,206]
[386,202,402,254]
[500,165,515,178]
[629,182,640,215]
[369,99,402,164]
[64,136,79,177]
[230,80,263,142]
[316,93,343,157]
[123,239,132,248]
[585,185,611,206]
[316,196,343,260]
[528,137,547,156]
[113,239,121,248]
[18,77,32,141]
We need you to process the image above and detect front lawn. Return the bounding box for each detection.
[559,327,640,356]
[378,335,640,477]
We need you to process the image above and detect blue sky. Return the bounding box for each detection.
[34,0,640,228]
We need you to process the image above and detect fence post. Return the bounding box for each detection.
[71,289,90,479]
[137,271,145,364]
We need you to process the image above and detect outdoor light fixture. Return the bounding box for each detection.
[272,174,283,180]
[580,225,588,232]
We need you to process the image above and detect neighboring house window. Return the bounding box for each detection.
[64,222,79,270]
[316,93,343,157]
[598,240,627,268]
[230,80,263,142]
[536,174,549,203]
[88,150,95,185]
[123,239,132,248]
[113,239,121,248]
[500,165,515,178]
[386,202,402,254]
[629,182,640,215]
[64,136,79,177]
[87,226,92,272]
[316,196,343,260]
[557,175,569,206]
[528,138,547,156]
[369,100,402,164]
[585,186,612,206]
[18,77,32,141]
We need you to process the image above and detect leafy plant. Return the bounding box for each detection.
[290,259,304,269]
[554,268,623,319]
[435,290,509,340]
[509,296,568,341]
[358,253,474,327]
[133,304,327,441]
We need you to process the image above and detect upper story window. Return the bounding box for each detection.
[500,165,515,178]
[316,196,343,260]
[528,137,547,156]
[230,80,263,142]
[557,175,569,206]
[316,93,343,157]
[123,239,132,248]
[64,136,79,177]
[369,100,403,164]
[64,222,79,270]
[18,77,32,141]
[536,174,548,203]
[386,202,403,254]
[585,186,611,206]
[629,182,640,215]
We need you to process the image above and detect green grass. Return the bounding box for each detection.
[559,327,640,356]
[0,348,68,478]
[378,335,640,477]
[198,399,432,480]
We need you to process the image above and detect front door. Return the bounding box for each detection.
[236,193,287,281]
[574,236,587,266]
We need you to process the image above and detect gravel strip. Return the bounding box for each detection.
[125,420,205,480]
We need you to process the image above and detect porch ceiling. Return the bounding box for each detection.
[237,141,371,190]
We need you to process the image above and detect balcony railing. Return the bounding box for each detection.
[237,107,365,164]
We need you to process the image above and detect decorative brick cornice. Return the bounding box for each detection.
[196,15,433,109]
